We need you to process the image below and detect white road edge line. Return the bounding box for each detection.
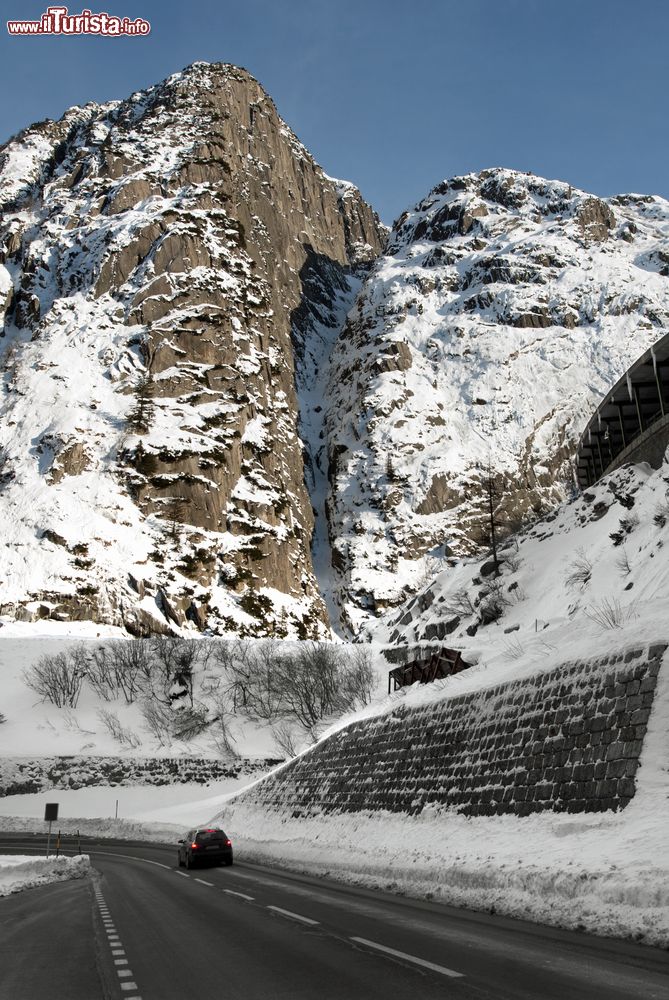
[350,937,464,979]
[266,905,320,926]
[195,878,214,886]
[176,872,190,878]
[223,889,254,901]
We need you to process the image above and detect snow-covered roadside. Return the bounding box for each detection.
[0,853,90,896]
[210,642,669,948]
[216,803,669,947]
[0,815,182,843]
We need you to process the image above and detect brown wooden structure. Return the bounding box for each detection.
[388,646,471,694]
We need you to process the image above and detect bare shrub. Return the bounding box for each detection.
[584,598,638,630]
[86,646,116,701]
[209,639,375,736]
[140,698,174,746]
[340,646,375,707]
[24,651,86,707]
[279,643,342,729]
[610,513,639,546]
[211,639,255,711]
[97,708,141,748]
[243,641,286,720]
[443,587,476,619]
[209,705,239,760]
[565,549,593,591]
[172,705,210,741]
[149,636,209,706]
[502,637,525,660]
[478,578,509,625]
[272,720,299,758]
[100,640,154,703]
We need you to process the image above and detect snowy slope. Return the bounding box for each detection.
[365,452,669,659]
[325,169,669,631]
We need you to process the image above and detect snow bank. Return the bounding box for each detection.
[0,853,90,896]
[0,815,182,843]
[217,801,669,947]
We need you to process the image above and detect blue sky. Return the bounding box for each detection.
[1,0,667,223]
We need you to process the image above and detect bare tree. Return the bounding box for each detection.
[24,651,87,708]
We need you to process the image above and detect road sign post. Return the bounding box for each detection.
[44,803,59,858]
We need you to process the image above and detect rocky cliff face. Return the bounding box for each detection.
[324,169,669,631]
[0,61,384,636]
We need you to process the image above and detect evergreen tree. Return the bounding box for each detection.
[127,373,155,433]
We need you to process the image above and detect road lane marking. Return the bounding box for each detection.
[195,878,214,886]
[223,889,254,901]
[350,937,464,979]
[176,871,190,878]
[267,905,320,926]
[95,891,143,999]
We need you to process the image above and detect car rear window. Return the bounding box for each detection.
[195,829,226,843]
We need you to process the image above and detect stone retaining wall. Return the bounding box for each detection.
[0,755,282,797]
[240,643,666,818]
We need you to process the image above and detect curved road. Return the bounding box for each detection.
[0,834,668,1000]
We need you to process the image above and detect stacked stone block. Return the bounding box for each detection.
[0,755,281,797]
[241,643,666,818]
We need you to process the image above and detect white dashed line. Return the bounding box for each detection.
[176,871,190,878]
[266,905,320,926]
[223,889,254,901]
[195,878,214,887]
[350,937,464,979]
[96,891,143,998]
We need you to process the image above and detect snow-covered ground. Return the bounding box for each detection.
[0,777,246,827]
[0,853,90,897]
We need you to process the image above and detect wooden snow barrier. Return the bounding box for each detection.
[387,646,471,695]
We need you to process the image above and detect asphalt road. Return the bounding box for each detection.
[1,834,668,1000]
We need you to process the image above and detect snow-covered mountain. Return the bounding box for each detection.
[0,62,384,637]
[325,169,669,631]
[2,61,669,640]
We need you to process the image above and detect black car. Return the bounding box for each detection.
[177,827,233,868]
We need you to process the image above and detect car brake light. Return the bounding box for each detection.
[226,840,232,847]
[191,842,199,849]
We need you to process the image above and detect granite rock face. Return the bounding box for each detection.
[0,62,384,636]
[324,169,669,631]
